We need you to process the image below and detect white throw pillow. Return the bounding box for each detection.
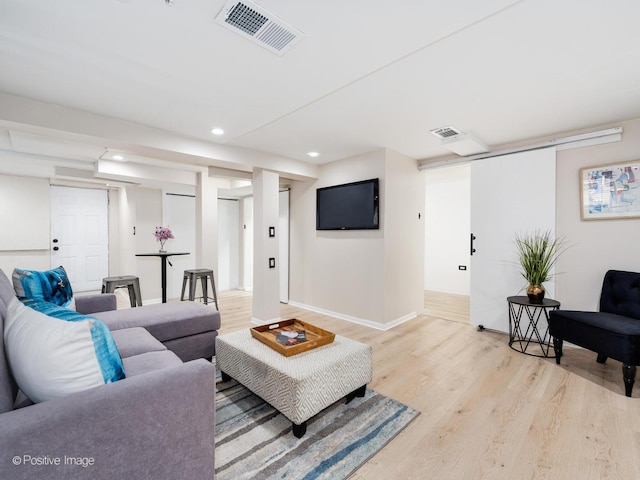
[4,297,122,403]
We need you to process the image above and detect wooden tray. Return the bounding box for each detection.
[250,319,335,357]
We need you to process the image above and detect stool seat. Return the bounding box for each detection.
[181,269,218,310]
[102,275,142,308]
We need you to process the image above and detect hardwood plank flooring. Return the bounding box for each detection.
[215,290,640,479]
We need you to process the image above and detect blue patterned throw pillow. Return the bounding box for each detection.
[4,298,126,403]
[12,266,75,310]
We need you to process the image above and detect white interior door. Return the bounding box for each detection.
[50,186,109,292]
[218,198,240,291]
[470,148,556,332]
[164,193,196,300]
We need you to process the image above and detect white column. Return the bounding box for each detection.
[196,172,218,274]
[252,169,281,323]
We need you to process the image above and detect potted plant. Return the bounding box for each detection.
[514,230,565,303]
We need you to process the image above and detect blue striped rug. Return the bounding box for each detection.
[214,378,419,479]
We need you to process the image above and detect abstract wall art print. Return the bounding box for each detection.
[580,161,640,220]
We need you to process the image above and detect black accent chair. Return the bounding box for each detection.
[548,270,640,397]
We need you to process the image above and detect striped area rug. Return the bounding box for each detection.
[215,378,419,479]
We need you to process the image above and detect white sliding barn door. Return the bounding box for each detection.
[470,148,556,333]
[164,193,196,300]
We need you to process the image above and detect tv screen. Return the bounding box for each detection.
[316,178,379,230]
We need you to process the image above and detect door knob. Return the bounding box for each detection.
[52,239,59,243]
[53,246,59,251]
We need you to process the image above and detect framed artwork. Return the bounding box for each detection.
[580,161,640,220]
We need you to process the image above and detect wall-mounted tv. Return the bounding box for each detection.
[316,178,379,230]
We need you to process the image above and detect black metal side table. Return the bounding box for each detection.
[507,296,560,358]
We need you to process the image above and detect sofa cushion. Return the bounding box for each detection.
[122,350,183,377]
[94,301,221,342]
[599,269,640,320]
[3,298,126,403]
[111,327,167,358]
[0,294,18,414]
[12,266,76,310]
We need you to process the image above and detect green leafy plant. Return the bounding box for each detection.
[514,230,566,286]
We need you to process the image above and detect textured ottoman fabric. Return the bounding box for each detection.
[216,329,372,425]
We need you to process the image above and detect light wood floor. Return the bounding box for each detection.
[216,290,640,480]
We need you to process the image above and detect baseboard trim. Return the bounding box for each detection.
[287,301,417,332]
[250,316,282,326]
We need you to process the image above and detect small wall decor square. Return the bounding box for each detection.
[580,161,640,220]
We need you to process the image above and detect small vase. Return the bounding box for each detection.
[159,240,166,253]
[526,284,545,304]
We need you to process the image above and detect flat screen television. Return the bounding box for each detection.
[316,178,379,230]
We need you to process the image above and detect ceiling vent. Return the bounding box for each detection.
[430,126,489,156]
[430,126,463,139]
[215,0,304,55]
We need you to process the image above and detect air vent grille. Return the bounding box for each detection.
[225,2,268,36]
[215,0,304,55]
[430,126,463,139]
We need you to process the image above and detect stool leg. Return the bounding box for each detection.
[189,274,197,302]
[201,275,208,305]
[126,285,136,308]
[210,273,219,310]
[180,275,188,301]
[132,279,142,307]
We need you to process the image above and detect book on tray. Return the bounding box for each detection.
[275,330,308,346]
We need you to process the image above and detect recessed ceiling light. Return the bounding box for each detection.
[211,128,224,135]
[307,151,319,158]
[112,154,125,161]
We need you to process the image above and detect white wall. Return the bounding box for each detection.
[423,163,471,295]
[383,149,425,322]
[0,175,50,275]
[555,118,640,310]
[290,149,386,323]
[289,148,423,327]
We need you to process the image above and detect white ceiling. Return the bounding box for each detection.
[0,0,639,186]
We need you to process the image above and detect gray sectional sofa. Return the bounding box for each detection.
[75,289,221,362]
[0,269,219,480]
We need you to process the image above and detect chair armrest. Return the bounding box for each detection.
[0,359,216,480]
[75,293,117,314]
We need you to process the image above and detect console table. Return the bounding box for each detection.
[507,296,560,358]
[136,252,189,303]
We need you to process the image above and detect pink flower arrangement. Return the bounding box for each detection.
[154,226,174,251]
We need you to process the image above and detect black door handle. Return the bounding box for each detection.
[53,246,59,251]
[470,233,477,256]
[52,238,59,243]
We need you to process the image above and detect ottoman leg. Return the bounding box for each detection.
[292,421,307,439]
[345,384,367,404]
[221,371,232,382]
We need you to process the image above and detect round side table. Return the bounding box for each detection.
[507,296,560,358]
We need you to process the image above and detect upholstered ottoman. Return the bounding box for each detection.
[216,329,372,437]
